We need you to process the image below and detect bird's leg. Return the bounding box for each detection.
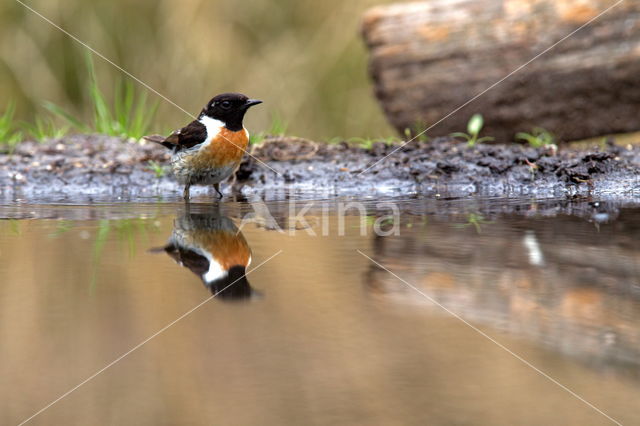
[213,183,223,199]
[183,183,191,201]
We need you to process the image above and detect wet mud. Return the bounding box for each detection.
[1,134,639,202]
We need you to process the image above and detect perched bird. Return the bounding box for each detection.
[145,93,262,201]
[152,209,256,300]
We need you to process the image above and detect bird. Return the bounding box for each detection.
[151,208,256,300]
[144,93,262,201]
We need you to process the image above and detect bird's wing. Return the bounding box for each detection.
[144,120,207,151]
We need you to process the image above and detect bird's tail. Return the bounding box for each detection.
[143,134,177,150]
[143,134,167,144]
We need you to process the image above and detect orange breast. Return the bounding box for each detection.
[202,128,249,167]
[197,229,251,270]
[211,230,251,270]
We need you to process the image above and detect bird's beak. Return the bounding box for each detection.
[244,99,263,108]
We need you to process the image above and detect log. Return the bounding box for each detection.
[361,0,640,142]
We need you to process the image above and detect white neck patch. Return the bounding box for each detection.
[199,115,225,146]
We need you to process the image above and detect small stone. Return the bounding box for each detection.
[115,153,133,164]
[11,172,25,182]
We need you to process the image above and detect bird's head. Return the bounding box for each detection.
[200,92,262,131]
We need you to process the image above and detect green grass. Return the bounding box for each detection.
[2,54,159,147]
[267,112,288,136]
[249,133,264,145]
[8,219,22,236]
[404,125,430,143]
[48,220,74,238]
[147,160,167,178]
[453,213,493,234]
[0,102,23,149]
[48,54,159,140]
[347,137,376,149]
[249,113,289,144]
[324,134,403,148]
[346,136,401,149]
[89,217,161,292]
[43,101,87,131]
[450,114,494,147]
[516,128,555,148]
[21,116,69,142]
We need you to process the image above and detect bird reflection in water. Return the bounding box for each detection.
[154,208,256,301]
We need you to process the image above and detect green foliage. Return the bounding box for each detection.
[2,0,397,140]
[43,101,89,131]
[347,137,375,149]
[249,133,264,145]
[249,113,290,144]
[326,136,344,144]
[0,102,23,148]
[404,124,430,143]
[347,136,401,149]
[89,218,161,291]
[147,160,167,178]
[47,54,159,139]
[325,135,404,149]
[450,114,494,147]
[21,116,68,142]
[516,128,555,148]
[454,213,493,234]
[268,112,288,136]
[8,219,22,236]
[48,220,74,238]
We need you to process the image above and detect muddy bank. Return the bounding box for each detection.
[0,134,639,202]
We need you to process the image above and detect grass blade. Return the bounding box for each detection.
[43,101,89,132]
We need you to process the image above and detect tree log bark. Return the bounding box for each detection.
[361,0,640,142]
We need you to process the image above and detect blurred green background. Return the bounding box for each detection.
[1,0,396,140]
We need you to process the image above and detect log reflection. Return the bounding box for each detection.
[365,209,640,373]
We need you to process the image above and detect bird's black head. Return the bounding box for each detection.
[200,92,262,131]
[207,265,255,301]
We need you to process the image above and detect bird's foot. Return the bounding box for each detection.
[213,183,223,199]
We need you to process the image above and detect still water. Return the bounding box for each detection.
[0,196,639,425]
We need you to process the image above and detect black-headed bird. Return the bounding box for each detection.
[145,93,262,200]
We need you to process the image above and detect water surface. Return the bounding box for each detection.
[1,197,639,425]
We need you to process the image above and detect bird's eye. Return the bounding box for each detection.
[220,100,232,109]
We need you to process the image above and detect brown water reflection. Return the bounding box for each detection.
[366,209,640,375]
[0,199,639,425]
